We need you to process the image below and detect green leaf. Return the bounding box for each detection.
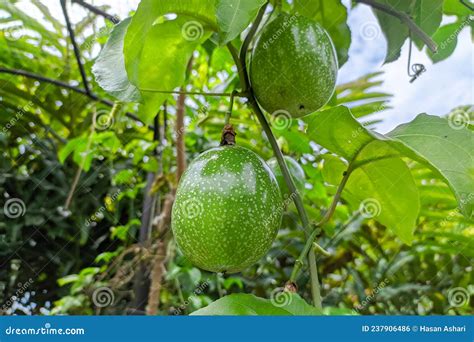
[428,21,467,63]
[128,17,211,122]
[92,18,140,102]
[412,0,443,48]
[124,0,217,84]
[215,0,266,44]
[57,274,79,287]
[58,136,87,164]
[321,154,347,186]
[294,0,351,66]
[344,143,420,244]
[305,106,420,244]
[388,114,474,219]
[444,0,472,16]
[191,293,321,315]
[123,0,217,121]
[373,0,411,63]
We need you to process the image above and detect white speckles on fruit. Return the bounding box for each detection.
[250,13,338,118]
[171,145,283,273]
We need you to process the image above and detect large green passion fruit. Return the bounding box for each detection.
[171,145,283,273]
[250,13,338,118]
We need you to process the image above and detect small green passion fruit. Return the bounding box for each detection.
[250,13,338,118]
[171,145,283,273]
[267,156,306,197]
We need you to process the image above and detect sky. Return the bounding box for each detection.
[16,0,474,133]
[339,3,473,132]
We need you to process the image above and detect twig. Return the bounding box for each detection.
[71,0,120,24]
[175,58,193,181]
[146,194,174,315]
[289,167,353,282]
[224,90,238,125]
[354,0,437,53]
[132,110,163,311]
[63,106,100,209]
[0,68,153,130]
[238,2,268,89]
[313,243,330,257]
[64,166,83,209]
[60,0,92,95]
[138,88,247,98]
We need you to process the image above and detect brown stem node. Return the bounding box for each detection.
[220,124,236,146]
[284,281,298,293]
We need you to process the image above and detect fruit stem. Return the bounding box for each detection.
[228,1,323,309]
[289,166,353,282]
[313,243,330,257]
[224,90,238,125]
[354,0,437,53]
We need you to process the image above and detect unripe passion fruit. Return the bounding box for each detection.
[171,145,283,273]
[250,13,338,117]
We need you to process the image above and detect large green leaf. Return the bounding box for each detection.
[123,0,217,121]
[306,106,420,243]
[444,0,472,16]
[373,0,411,63]
[215,0,266,44]
[428,21,466,63]
[344,143,420,244]
[92,18,140,102]
[294,0,351,66]
[308,107,473,241]
[388,114,474,219]
[191,293,321,315]
[124,0,217,85]
[134,17,212,122]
